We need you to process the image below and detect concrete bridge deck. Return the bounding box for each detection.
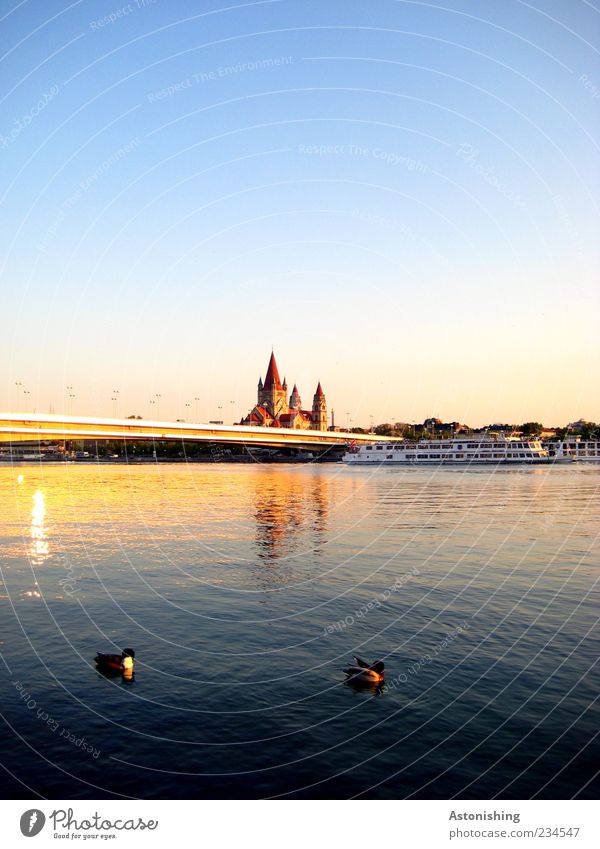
[0,413,393,450]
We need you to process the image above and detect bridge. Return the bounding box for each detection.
[0,413,391,451]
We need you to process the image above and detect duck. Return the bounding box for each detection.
[94,648,135,676]
[343,655,385,686]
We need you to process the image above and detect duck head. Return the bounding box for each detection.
[121,648,135,676]
[370,661,385,679]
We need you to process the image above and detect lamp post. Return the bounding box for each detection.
[194,397,200,422]
[112,389,120,418]
[230,400,235,424]
[66,385,73,416]
[15,381,22,409]
[185,402,190,421]
[155,393,161,419]
[23,389,31,412]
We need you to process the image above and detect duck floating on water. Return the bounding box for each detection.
[94,648,135,677]
[343,655,385,687]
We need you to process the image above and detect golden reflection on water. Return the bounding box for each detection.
[30,490,50,565]
[254,470,329,561]
[4,463,595,593]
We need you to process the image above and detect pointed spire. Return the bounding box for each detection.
[264,351,283,390]
[290,383,301,410]
[258,376,263,390]
[315,381,324,398]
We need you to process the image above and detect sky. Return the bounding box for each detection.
[1,0,599,427]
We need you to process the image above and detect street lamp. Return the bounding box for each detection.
[194,396,200,421]
[23,389,31,412]
[155,393,161,419]
[15,381,22,409]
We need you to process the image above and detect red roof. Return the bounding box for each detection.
[264,352,283,390]
[315,382,324,398]
[245,405,273,424]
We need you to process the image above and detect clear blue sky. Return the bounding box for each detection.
[1,0,598,426]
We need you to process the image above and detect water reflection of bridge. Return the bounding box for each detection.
[0,413,389,451]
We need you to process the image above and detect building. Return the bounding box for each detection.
[241,352,328,431]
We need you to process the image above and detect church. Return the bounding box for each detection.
[241,352,328,431]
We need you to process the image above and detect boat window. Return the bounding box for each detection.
[386,455,393,459]
[376,445,383,450]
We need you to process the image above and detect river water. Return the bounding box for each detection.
[0,463,598,799]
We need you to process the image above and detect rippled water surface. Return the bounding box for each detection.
[0,463,598,799]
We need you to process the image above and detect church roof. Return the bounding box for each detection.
[245,405,273,424]
[314,381,324,397]
[264,351,283,390]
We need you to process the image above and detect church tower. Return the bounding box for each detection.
[289,384,302,411]
[311,382,327,431]
[258,351,288,419]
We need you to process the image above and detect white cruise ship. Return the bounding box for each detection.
[343,437,573,466]
[547,440,600,462]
